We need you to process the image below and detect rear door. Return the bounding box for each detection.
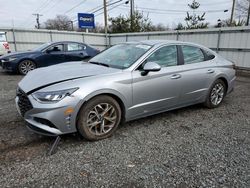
[178,45,216,105]
[130,45,183,118]
[64,42,88,61]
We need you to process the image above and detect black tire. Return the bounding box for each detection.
[18,60,36,75]
[204,79,226,108]
[77,95,121,141]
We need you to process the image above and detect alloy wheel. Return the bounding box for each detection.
[210,83,224,106]
[19,60,36,74]
[87,103,117,136]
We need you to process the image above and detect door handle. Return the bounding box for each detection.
[207,69,215,74]
[171,74,181,79]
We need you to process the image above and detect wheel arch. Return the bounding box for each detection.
[216,76,229,93]
[77,89,128,124]
[17,58,37,73]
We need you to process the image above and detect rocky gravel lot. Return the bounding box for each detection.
[0,69,250,187]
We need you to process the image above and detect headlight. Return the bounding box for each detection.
[32,88,79,103]
[2,57,17,62]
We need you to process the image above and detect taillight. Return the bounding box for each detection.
[233,64,236,70]
[231,61,236,70]
[3,43,9,50]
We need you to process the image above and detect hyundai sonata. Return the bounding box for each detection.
[15,40,236,140]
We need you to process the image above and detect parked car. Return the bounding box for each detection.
[0,41,99,74]
[0,32,10,56]
[15,40,236,140]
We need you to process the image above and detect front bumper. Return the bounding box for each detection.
[15,88,84,136]
[227,76,236,95]
[0,60,17,72]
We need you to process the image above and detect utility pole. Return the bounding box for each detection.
[230,0,236,26]
[33,13,43,29]
[103,0,108,46]
[126,0,135,31]
[130,0,135,20]
[70,21,74,31]
[247,0,250,26]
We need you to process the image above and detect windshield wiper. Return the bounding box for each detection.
[89,61,109,67]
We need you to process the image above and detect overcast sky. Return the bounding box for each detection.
[0,0,233,29]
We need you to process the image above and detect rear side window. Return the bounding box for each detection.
[182,45,204,64]
[147,45,178,67]
[67,43,85,51]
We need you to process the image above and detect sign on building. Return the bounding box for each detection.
[78,13,95,29]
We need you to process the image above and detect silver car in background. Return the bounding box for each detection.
[16,40,236,140]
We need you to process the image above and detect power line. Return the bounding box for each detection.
[41,0,62,14]
[122,5,230,14]
[95,1,126,17]
[36,0,55,13]
[18,0,51,27]
[63,0,87,14]
[92,0,123,14]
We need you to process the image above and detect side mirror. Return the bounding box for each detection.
[45,49,52,54]
[141,61,161,76]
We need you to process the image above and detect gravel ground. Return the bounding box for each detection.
[0,69,250,187]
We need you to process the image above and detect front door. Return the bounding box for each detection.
[36,43,66,67]
[129,45,182,119]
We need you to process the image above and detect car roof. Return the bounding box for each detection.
[125,40,199,46]
[140,40,179,46]
[50,41,85,44]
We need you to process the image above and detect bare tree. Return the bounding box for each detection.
[44,15,72,31]
[236,0,249,18]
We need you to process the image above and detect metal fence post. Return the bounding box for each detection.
[216,29,221,53]
[82,33,85,43]
[176,30,179,41]
[108,34,111,47]
[12,28,17,51]
[147,34,150,40]
[49,31,53,42]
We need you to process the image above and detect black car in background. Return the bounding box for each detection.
[0,41,100,74]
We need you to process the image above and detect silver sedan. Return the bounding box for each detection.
[16,40,236,140]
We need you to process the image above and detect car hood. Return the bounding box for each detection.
[0,51,37,59]
[19,61,122,93]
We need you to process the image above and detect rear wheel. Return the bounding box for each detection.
[77,95,121,141]
[18,60,36,75]
[204,79,226,108]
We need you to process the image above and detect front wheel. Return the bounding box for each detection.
[77,95,121,141]
[18,60,36,75]
[204,79,226,108]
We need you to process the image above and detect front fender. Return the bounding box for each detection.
[83,88,128,109]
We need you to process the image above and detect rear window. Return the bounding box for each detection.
[0,33,6,42]
[182,45,205,64]
[204,50,215,60]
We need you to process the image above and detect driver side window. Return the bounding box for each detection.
[147,45,178,67]
[47,44,64,52]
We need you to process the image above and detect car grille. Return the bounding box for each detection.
[17,88,33,116]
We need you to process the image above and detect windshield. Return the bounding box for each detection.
[89,43,152,69]
[33,42,51,51]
